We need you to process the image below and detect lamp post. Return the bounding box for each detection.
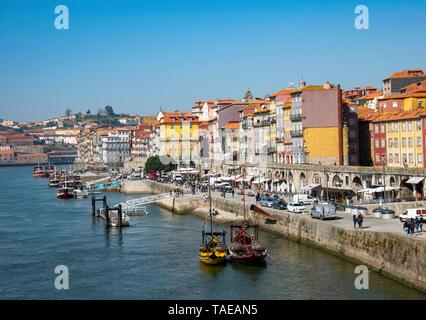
[382,154,387,205]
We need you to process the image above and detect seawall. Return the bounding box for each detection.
[121,180,426,293]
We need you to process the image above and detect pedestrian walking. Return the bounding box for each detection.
[403,220,410,235]
[410,218,415,236]
[353,214,357,229]
[357,214,364,229]
[232,189,235,198]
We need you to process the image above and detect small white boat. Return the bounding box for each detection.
[73,189,89,199]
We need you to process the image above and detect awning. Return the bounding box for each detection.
[358,187,401,194]
[244,176,254,182]
[301,183,321,191]
[235,175,243,182]
[406,177,425,184]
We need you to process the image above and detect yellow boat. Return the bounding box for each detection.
[199,233,227,265]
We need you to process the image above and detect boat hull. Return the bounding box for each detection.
[199,250,227,265]
[57,189,74,199]
[228,248,267,265]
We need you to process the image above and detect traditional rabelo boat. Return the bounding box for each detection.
[56,173,74,199]
[48,170,61,187]
[228,173,267,264]
[198,175,227,265]
[33,164,48,177]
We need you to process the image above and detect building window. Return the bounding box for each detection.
[408,137,413,147]
[418,101,424,109]
[381,138,385,148]
[393,102,398,108]
[403,154,407,164]
[388,138,393,148]
[380,124,385,133]
[375,139,379,148]
[375,153,380,163]
[395,153,399,163]
[416,120,422,130]
[402,122,406,132]
[394,123,399,132]
[394,138,398,147]
[388,123,392,132]
[409,153,414,164]
[388,154,393,163]
[417,137,422,147]
[407,122,412,132]
[375,124,379,134]
[418,154,423,164]
[402,137,406,147]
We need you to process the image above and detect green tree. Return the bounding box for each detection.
[65,108,72,116]
[104,105,115,117]
[144,156,165,173]
[86,109,91,115]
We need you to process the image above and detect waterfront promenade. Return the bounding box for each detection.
[121,179,426,293]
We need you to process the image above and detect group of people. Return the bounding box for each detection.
[403,217,423,236]
[352,213,364,229]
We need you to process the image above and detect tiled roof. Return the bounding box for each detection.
[385,69,426,80]
[222,121,240,129]
[372,111,421,123]
[356,107,377,121]
[16,153,48,157]
[0,150,14,155]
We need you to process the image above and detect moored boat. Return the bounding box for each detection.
[56,173,74,199]
[33,165,48,177]
[228,171,267,264]
[198,174,227,265]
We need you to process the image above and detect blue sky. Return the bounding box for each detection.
[1,0,426,121]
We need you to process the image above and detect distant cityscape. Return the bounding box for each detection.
[2,68,426,177]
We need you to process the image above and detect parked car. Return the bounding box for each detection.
[272,199,287,210]
[287,202,306,213]
[399,208,426,222]
[310,203,337,220]
[148,171,159,180]
[260,197,274,208]
[174,174,183,182]
[128,172,141,180]
[293,194,318,205]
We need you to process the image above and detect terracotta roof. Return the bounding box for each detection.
[269,88,296,97]
[161,112,199,124]
[291,85,326,94]
[400,80,426,93]
[356,107,377,121]
[372,111,421,123]
[0,150,14,155]
[222,121,240,129]
[385,69,426,80]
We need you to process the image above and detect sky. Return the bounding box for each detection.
[1,0,426,121]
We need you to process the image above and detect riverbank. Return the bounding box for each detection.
[121,180,426,293]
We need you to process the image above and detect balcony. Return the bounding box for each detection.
[290,113,303,121]
[290,130,303,137]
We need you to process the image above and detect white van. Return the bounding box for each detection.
[293,194,318,205]
[399,208,426,222]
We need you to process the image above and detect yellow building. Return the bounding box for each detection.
[159,112,200,167]
[373,111,424,168]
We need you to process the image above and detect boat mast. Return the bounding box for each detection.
[209,172,213,236]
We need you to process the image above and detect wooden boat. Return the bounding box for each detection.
[48,171,61,187]
[228,171,267,264]
[33,164,48,177]
[198,175,227,265]
[56,173,74,199]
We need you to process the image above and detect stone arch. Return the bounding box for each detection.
[274,170,281,179]
[299,172,306,188]
[389,176,396,187]
[312,173,321,184]
[400,178,414,200]
[332,174,342,187]
[267,170,273,179]
[352,176,363,189]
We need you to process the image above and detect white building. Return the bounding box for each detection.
[101,129,132,165]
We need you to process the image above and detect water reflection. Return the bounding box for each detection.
[199,262,226,278]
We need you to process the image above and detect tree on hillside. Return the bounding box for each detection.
[104,105,115,117]
[86,109,91,115]
[65,108,72,116]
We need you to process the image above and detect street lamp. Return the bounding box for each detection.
[382,154,387,205]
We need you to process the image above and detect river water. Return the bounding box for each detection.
[0,166,424,300]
